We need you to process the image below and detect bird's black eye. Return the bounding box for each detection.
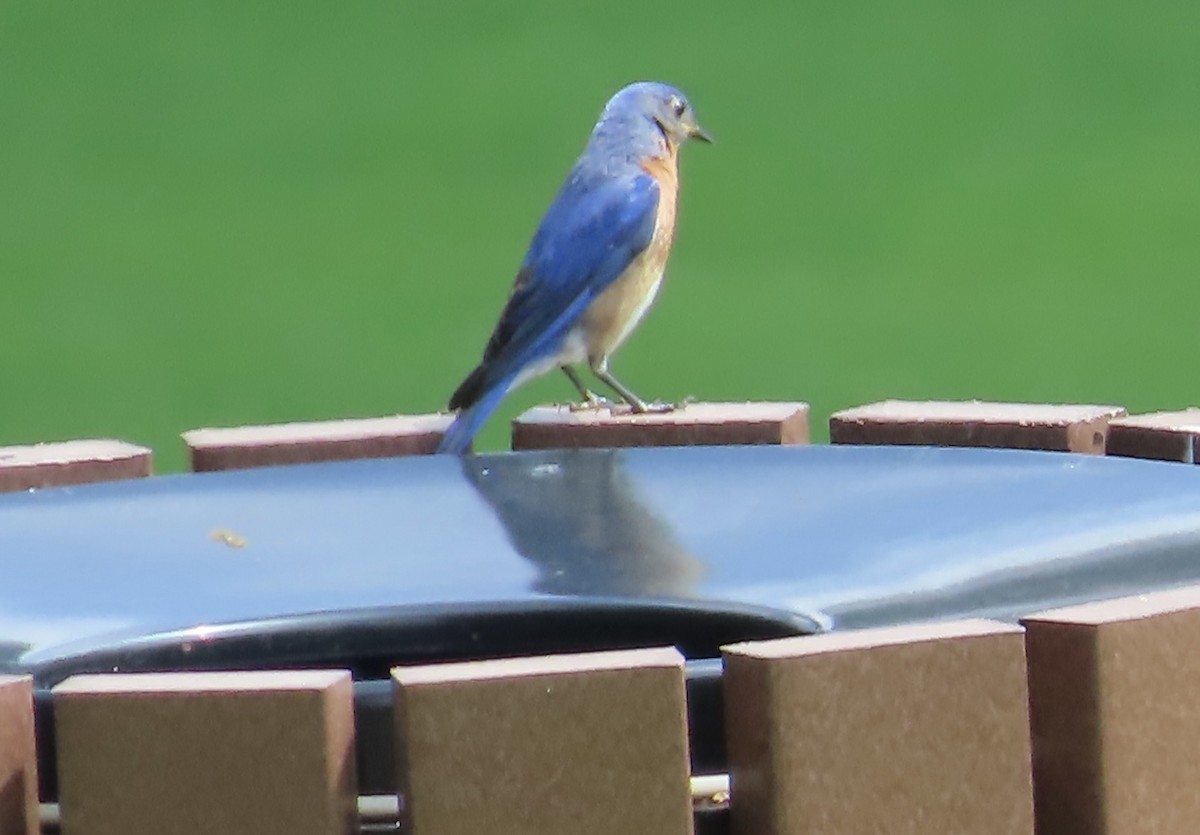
[670,97,686,118]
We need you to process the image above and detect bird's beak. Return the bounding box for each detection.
[690,122,714,144]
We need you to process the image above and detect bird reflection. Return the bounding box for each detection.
[461,450,705,597]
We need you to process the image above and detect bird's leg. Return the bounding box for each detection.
[590,357,674,414]
[562,366,611,411]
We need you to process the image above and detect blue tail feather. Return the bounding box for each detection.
[440,294,592,454]
[437,380,513,455]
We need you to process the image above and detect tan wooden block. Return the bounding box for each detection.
[1105,409,1200,463]
[0,439,152,492]
[829,399,1126,453]
[1022,586,1200,834]
[0,676,38,835]
[393,647,692,835]
[723,620,1034,835]
[511,401,809,450]
[183,414,454,471]
[53,670,356,835]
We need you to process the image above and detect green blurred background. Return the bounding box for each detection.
[3,1,1198,472]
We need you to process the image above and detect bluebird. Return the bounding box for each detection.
[437,81,711,454]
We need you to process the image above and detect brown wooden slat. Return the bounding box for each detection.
[830,399,1126,453]
[393,647,693,835]
[0,439,151,492]
[0,676,38,835]
[723,620,1034,835]
[183,414,453,471]
[53,670,356,835]
[512,401,810,450]
[1023,586,1200,834]
[1105,409,1200,463]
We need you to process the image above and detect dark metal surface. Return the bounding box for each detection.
[5,444,1200,681]
[6,444,1200,801]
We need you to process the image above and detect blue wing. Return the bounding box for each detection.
[489,170,659,371]
[448,168,660,412]
[438,167,659,454]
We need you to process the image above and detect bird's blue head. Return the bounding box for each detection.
[595,81,713,154]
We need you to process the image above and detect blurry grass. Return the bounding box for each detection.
[2,1,1198,470]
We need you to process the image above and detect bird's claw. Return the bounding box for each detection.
[568,394,613,412]
[634,400,677,415]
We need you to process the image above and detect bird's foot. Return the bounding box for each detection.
[631,400,678,415]
[567,393,613,412]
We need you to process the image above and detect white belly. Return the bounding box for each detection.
[509,326,588,392]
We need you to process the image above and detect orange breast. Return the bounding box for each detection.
[581,156,680,361]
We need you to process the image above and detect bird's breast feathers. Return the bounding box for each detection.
[579,157,680,359]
